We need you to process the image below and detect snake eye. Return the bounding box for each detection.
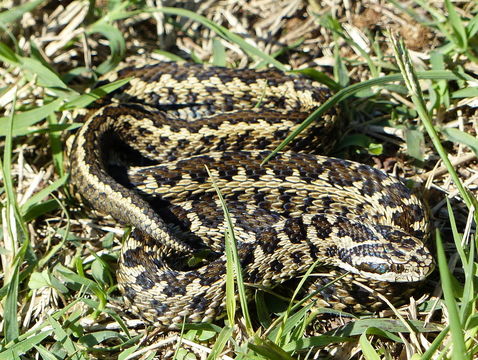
[390,263,404,273]
[356,262,390,275]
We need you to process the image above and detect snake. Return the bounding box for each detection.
[69,61,434,329]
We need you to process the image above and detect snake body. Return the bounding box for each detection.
[70,61,434,328]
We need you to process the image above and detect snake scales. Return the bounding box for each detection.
[69,61,434,328]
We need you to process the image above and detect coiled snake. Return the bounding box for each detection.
[70,61,434,328]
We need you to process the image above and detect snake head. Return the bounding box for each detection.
[335,228,435,283]
[353,249,435,282]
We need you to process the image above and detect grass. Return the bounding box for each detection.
[0,0,478,359]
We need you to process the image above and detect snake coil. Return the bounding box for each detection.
[70,61,434,328]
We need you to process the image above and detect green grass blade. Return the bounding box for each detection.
[79,330,129,349]
[225,227,236,326]
[333,37,350,87]
[61,77,131,110]
[421,326,450,360]
[152,50,186,62]
[206,326,233,360]
[1,92,18,272]
[118,344,141,360]
[430,51,450,109]
[266,303,312,341]
[254,291,272,328]
[0,330,52,359]
[282,335,352,352]
[444,0,468,50]
[56,264,103,296]
[404,127,425,161]
[461,235,475,321]
[0,44,74,97]
[467,14,478,38]
[452,86,478,98]
[446,199,467,268]
[212,38,227,67]
[292,68,341,91]
[441,127,478,157]
[319,14,378,78]
[48,315,83,360]
[20,173,68,216]
[205,166,253,335]
[47,113,64,176]
[0,0,46,27]
[0,42,20,64]
[1,91,27,343]
[34,345,60,360]
[3,267,20,343]
[328,318,442,337]
[171,319,187,360]
[436,230,468,359]
[22,199,60,223]
[20,57,71,93]
[87,23,126,75]
[248,338,295,360]
[359,332,381,360]
[0,97,64,136]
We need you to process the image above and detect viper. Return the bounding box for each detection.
[69,61,434,328]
